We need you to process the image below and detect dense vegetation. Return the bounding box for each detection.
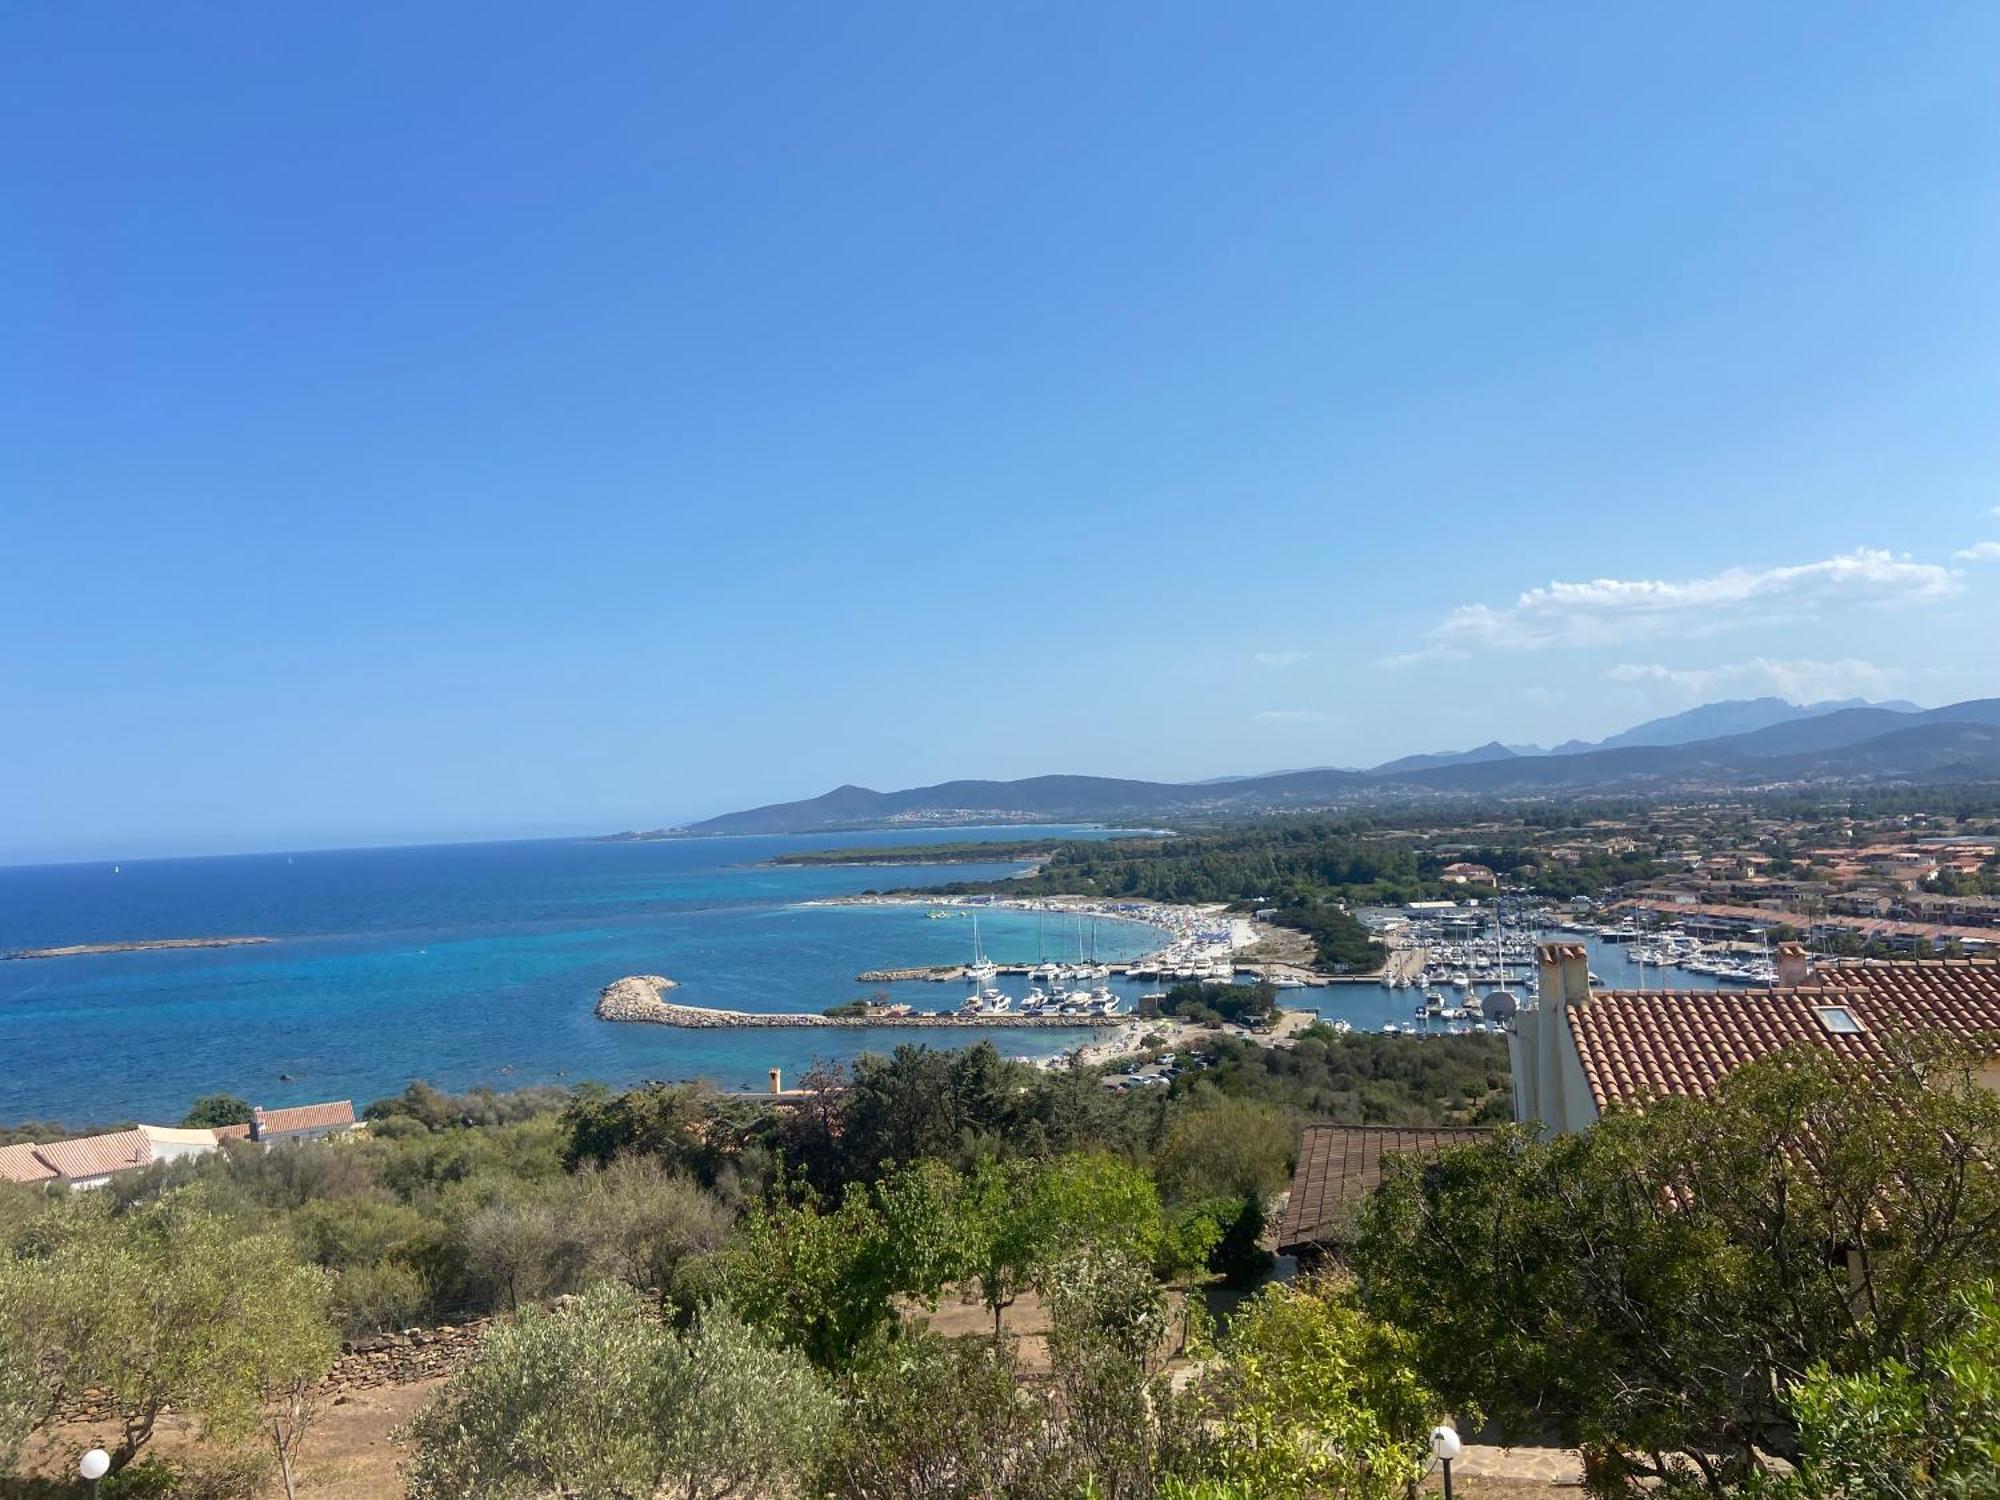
[10,1034,1999,1497]
[1354,1043,2000,1494]
[0,1036,1465,1497]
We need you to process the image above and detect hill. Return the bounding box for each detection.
[659,697,2000,836]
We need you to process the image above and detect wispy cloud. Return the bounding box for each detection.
[1604,657,1901,705]
[1387,548,1960,663]
[1252,708,1334,724]
[1253,650,1309,668]
[1954,540,2000,562]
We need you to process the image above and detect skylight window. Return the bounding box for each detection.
[1813,1006,1866,1035]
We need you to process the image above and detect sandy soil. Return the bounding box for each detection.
[20,1378,444,1499]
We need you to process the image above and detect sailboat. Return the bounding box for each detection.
[965,911,999,985]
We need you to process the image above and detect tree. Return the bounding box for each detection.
[182,1093,254,1128]
[406,1281,834,1500]
[1182,1276,1434,1500]
[0,1195,337,1474]
[1353,1044,2000,1496]
[723,1178,901,1368]
[0,1270,39,1473]
[1153,1097,1294,1206]
[819,1330,1037,1500]
[1039,1246,1188,1496]
[236,1258,338,1500]
[957,1152,1170,1344]
[1770,1282,2000,1500]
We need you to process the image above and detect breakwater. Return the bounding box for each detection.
[596,975,1120,1029]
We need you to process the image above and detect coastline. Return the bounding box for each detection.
[804,891,1344,983]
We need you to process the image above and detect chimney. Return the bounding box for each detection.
[1776,941,1812,988]
[768,1067,783,1096]
[249,1106,267,1143]
[1536,942,1591,1009]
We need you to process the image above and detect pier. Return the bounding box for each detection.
[597,976,1123,1029]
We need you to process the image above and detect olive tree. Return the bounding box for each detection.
[0,1194,336,1475]
[406,1281,835,1499]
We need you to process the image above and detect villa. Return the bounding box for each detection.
[1510,941,2000,1135]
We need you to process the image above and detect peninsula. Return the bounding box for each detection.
[4,936,275,961]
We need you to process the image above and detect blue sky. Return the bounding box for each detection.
[4,4,1998,862]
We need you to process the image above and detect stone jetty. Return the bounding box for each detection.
[596,976,1118,1029]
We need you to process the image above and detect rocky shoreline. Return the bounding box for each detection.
[595,976,1119,1029]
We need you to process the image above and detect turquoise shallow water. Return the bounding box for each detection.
[0,828,1162,1125]
[0,828,1756,1126]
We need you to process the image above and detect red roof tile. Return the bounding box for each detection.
[212,1122,253,1141]
[1277,1124,1495,1253]
[0,1143,58,1185]
[1565,959,2000,1113]
[255,1100,355,1136]
[31,1129,152,1181]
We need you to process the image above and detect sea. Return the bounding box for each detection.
[0,827,1745,1126]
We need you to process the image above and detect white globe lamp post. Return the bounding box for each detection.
[79,1447,111,1495]
[1430,1424,1462,1498]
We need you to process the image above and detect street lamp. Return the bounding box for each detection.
[78,1448,110,1497]
[1429,1424,1462,1499]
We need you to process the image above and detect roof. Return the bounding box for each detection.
[138,1124,222,1147]
[212,1122,253,1141]
[31,1129,152,1181]
[255,1100,355,1136]
[1277,1124,1496,1254]
[1565,960,2000,1113]
[0,1143,58,1185]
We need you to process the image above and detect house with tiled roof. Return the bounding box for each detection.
[0,1142,59,1186]
[251,1099,355,1144]
[1511,941,2000,1135]
[0,1099,357,1191]
[1277,1124,1495,1263]
[30,1129,154,1189]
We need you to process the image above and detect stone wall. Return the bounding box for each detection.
[328,1320,492,1391]
[57,1320,494,1421]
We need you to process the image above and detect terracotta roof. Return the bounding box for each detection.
[1565,959,2000,1113]
[31,1129,152,1181]
[255,1100,355,1137]
[212,1122,253,1141]
[0,1143,58,1185]
[1277,1124,1495,1254]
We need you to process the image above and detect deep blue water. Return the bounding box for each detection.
[0,828,1165,1124]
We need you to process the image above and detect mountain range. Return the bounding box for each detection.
[665,696,2000,837]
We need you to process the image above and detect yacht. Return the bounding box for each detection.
[960,988,1013,1015]
[964,912,999,985]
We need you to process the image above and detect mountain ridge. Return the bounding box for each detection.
[660,695,1997,837]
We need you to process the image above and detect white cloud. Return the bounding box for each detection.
[1395,548,1961,660]
[1253,709,1334,724]
[1253,650,1309,668]
[1954,540,2000,562]
[1603,657,1901,705]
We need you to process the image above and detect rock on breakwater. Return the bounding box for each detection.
[594,973,682,1022]
[595,975,1119,1028]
